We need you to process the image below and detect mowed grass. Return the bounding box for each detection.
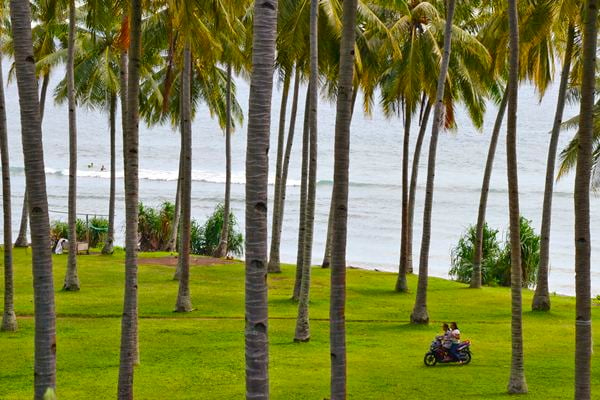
[1,248,599,399]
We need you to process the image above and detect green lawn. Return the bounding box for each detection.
[1,247,598,399]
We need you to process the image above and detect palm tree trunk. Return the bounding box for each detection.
[9,0,56,396]
[175,44,193,313]
[167,143,183,254]
[293,87,311,301]
[410,0,456,325]
[276,66,301,265]
[294,0,319,342]
[574,1,597,398]
[396,101,411,292]
[214,63,233,258]
[330,0,357,397]
[118,0,141,396]
[506,0,527,393]
[470,91,508,288]
[406,101,432,276]
[322,88,358,269]
[102,93,118,255]
[63,0,80,291]
[0,52,17,332]
[245,0,278,397]
[531,24,575,310]
[14,72,49,249]
[267,69,291,273]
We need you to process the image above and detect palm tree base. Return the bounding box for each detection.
[213,241,228,258]
[267,260,282,274]
[507,378,528,394]
[395,277,409,293]
[174,298,193,312]
[410,309,429,324]
[1,311,18,332]
[293,336,310,343]
[14,237,28,247]
[62,280,81,291]
[101,240,114,255]
[321,260,330,269]
[531,294,550,311]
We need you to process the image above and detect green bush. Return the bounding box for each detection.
[449,222,502,285]
[191,204,243,257]
[50,216,109,249]
[449,217,540,288]
[138,202,175,251]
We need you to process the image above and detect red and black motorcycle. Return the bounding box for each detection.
[423,337,471,366]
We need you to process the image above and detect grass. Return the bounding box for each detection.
[1,247,598,399]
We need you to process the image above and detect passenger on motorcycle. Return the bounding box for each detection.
[448,322,462,362]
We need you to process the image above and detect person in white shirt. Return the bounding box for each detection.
[448,322,462,362]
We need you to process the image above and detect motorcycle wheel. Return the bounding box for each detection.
[460,351,471,365]
[424,352,437,366]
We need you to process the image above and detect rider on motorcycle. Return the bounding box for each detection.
[448,322,462,362]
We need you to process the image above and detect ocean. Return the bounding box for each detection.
[1,63,598,296]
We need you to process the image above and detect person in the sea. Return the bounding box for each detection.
[448,322,462,362]
[100,165,106,172]
[87,162,94,168]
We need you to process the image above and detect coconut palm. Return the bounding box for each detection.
[574,1,597,398]
[506,0,527,393]
[9,0,57,397]
[531,22,576,309]
[244,0,278,397]
[117,0,141,396]
[0,48,17,332]
[330,0,357,396]
[62,0,80,291]
[409,0,457,324]
[294,0,318,342]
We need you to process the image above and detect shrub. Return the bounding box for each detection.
[449,217,540,288]
[190,204,243,257]
[138,202,175,251]
[50,216,109,249]
[449,222,501,285]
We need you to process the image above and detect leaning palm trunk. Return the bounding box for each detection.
[267,70,291,273]
[330,0,357,397]
[276,67,301,264]
[245,0,278,397]
[321,200,333,268]
[410,0,456,325]
[167,145,183,254]
[9,0,56,397]
[506,0,527,393]
[63,0,80,291]
[470,91,508,288]
[102,94,118,254]
[214,64,233,258]
[175,44,193,313]
[396,102,412,292]
[293,88,311,301]
[14,72,49,249]
[406,101,432,276]
[295,0,319,342]
[118,0,141,396]
[531,24,575,310]
[0,52,17,332]
[574,1,597,398]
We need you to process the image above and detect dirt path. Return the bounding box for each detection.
[139,255,234,267]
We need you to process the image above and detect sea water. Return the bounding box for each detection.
[1,64,598,296]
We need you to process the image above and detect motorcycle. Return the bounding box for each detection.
[423,338,471,366]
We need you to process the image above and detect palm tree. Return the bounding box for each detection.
[0,49,17,332]
[174,42,192,313]
[117,0,141,396]
[410,0,457,324]
[292,87,310,301]
[330,0,357,397]
[506,0,527,393]
[63,0,80,291]
[531,22,575,310]
[244,0,278,397]
[294,0,318,342]
[574,1,597,398]
[9,0,57,397]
